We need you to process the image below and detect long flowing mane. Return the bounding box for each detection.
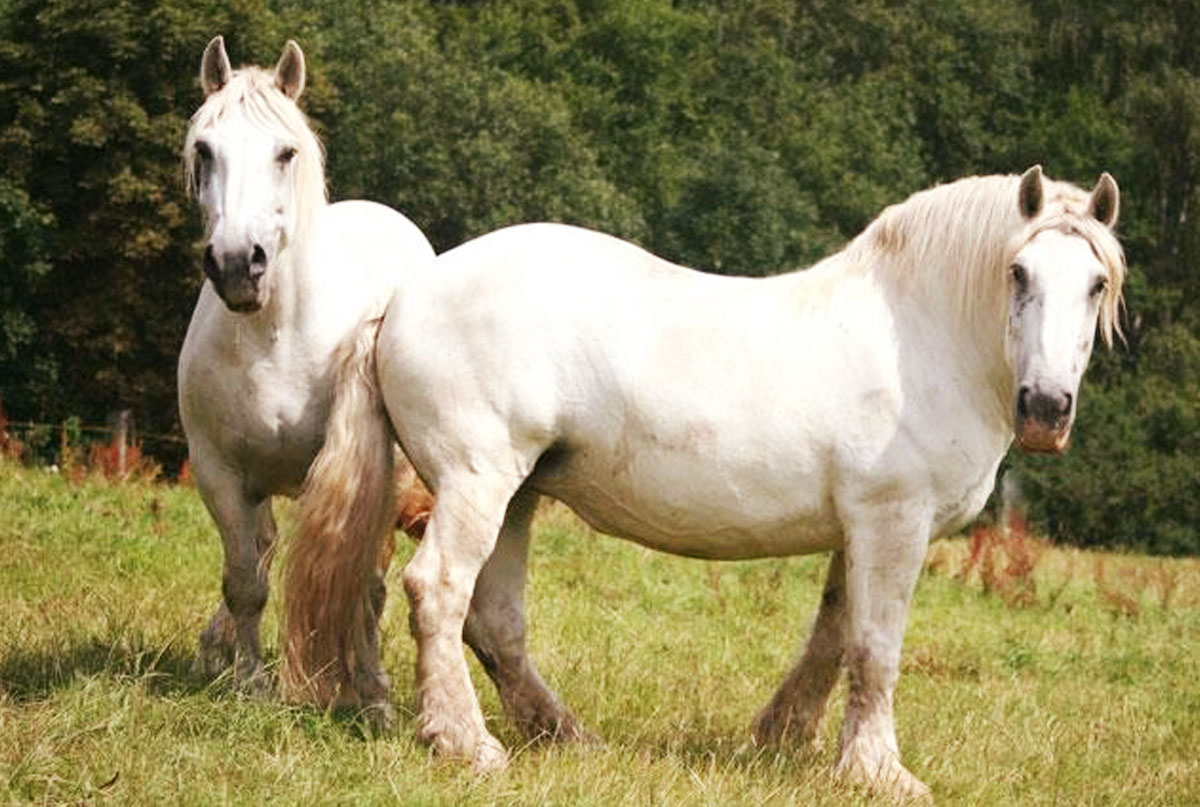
[183,66,327,236]
[838,174,1126,345]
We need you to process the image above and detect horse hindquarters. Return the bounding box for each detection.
[283,319,396,728]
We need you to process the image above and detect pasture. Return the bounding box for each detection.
[1,460,1198,806]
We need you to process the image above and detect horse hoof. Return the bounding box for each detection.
[525,711,597,745]
[751,709,790,746]
[471,734,509,774]
[562,723,602,747]
[195,603,238,675]
[553,716,602,747]
[194,646,233,679]
[359,701,397,737]
[195,631,236,678]
[835,753,933,804]
[231,659,272,700]
[750,708,822,755]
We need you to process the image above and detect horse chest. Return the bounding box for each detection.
[929,449,1007,538]
[196,353,326,494]
[239,368,322,444]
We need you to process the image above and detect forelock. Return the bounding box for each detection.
[182,66,327,214]
[1013,184,1127,346]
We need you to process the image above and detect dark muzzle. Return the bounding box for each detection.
[203,243,268,312]
[1015,385,1074,454]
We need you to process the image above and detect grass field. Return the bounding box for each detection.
[2,460,1198,806]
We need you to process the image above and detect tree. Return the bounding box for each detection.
[0,0,284,461]
[1,0,1197,552]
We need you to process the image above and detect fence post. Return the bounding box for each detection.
[110,409,133,478]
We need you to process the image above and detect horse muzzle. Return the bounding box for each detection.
[203,243,268,312]
[1014,385,1073,454]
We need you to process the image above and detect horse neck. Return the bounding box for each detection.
[914,287,1013,431]
[249,203,327,341]
[860,230,1016,431]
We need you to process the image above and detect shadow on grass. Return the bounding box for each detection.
[0,631,211,701]
[0,630,409,743]
[498,713,834,782]
[644,730,830,775]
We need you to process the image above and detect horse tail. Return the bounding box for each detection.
[281,316,397,713]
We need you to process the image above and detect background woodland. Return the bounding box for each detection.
[2,0,1199,553]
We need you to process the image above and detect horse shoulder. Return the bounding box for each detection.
[322,200,433,261]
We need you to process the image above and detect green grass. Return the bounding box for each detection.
[2,461,1198,805]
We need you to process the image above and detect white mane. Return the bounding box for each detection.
[183,66,327,238]
[837,173,1126,346]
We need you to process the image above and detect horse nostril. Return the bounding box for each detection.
[248,245,267,279]
[202,244,220,282]
[1020,386,1072,424]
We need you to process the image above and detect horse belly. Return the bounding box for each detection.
[533,446,842,560]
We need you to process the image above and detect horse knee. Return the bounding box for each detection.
[402,551,471,638]
[401,551,433,609]
[222,568,268,618]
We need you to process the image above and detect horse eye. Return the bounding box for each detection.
[192,141,212,189]
[1010,263,1029,291]
[277,146,298,165]
[1090,277,1108,298]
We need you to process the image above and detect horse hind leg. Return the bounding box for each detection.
[403,473,525,772]
[344,543,395,735]
[752,550,846,752]
[464,488,590,744]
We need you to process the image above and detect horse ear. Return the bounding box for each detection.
[1090,172,1120,228]
[1018,165,1044,219]
[275,40,306,100]
[201,35,232,96]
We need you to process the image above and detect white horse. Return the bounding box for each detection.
[177,36,434,724]
[291,166,1124,799]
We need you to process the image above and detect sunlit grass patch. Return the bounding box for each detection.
[2,460,1198,805]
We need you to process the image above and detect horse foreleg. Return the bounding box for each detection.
[752,550,846,751]
[402,477,517,773]
[194,470,275,695]
[197,599,237,677]
[463,489,590,743]
[836,508,932,803]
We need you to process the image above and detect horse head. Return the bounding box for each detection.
[1006,165,1123,454]
[186,36,321,313]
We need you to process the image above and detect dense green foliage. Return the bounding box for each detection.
[2,0,1198,552]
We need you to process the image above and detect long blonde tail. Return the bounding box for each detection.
[282,317,396,712]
